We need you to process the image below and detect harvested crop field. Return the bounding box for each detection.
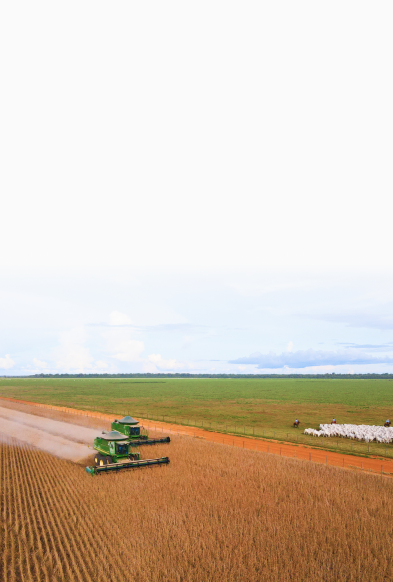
[1,403,393,581]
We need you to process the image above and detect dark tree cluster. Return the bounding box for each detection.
[3,373,393,380]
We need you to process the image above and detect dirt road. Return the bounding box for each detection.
[1,397,393,475]
[0,404,94,463]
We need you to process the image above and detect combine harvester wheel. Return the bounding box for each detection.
[94,453,106,466]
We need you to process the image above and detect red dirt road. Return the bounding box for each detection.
[2,397,393,476]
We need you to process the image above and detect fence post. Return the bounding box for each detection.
[342,458,344,468]
[381,465,383,476]
[267,445,269,453]
[309,452,311,461]
[280,447,282,456]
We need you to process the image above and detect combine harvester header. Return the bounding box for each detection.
[86,429,169,476]
[86,457,170,476]
[112,416,170,447]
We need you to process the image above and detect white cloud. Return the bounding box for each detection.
[103,325,144,363]
[55,346,93,371]
[287,341,293,352]
[0,354,15,370]
[305,311,393,330]
[54,327,94,372]
[145,353,182,372]
[229,349,393,369]
[109,311,132,326]
[112,340,145,362]
[182,329,216,347]
[28,332,114,374]
[32,358,48,369]
[95,360,108,369]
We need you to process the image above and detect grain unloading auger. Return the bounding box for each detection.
[111,416,171,447]
[86,430,169,476]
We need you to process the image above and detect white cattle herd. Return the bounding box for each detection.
[304,424,393,444]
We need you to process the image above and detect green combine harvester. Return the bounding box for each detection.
[111,416,170,447]
[86,430,169,476]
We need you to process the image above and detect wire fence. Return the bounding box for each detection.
[2,396,393,461]
[120,410,393,460]
[55,400,393,460]
[145,421,391,477]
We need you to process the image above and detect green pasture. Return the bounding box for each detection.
[1,377,392,458]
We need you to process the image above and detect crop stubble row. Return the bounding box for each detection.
[0,435,133,582]
[1,407,393,581]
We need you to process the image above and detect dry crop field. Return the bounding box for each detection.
[1,402,393,582]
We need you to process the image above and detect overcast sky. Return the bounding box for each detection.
[1,2,392,375]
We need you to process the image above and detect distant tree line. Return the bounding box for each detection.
[3,372,393,379]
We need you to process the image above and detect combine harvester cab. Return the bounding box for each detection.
[111,416,171,447]
[86,430,169,476]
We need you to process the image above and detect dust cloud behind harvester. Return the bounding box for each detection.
[0,406,96,463]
